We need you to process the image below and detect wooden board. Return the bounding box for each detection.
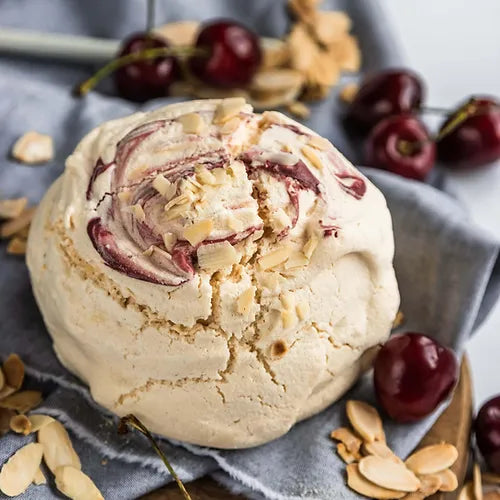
[143,357,473,500]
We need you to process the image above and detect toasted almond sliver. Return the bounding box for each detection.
[152,174,176,198]
[313,10,352,45]
[33,467,46,485]
[7,237,27,255]
[214,97,247,124]
[434,468,458,492]
[418,474,442,496]
[405,443,458,475]
[257,246,292,271]
[0,390,42,413]
[308,135,332,151]
[55,466,104,500]
[295,302,310,321]
[280,291,295,310]
[301,145,323,170]
[10,414,32,435]
[281,309,297,329]
[251,68,304,93]
[362,440,402,464]
[337,443,360,464]
[0,198,28,219]
[358,455,420,492]
[339,82,360,104]
[183,219,213,246]
[3,354,25,390]
[12,131,54,164]
[0,385,16,401]
[346,400,385,443]
[28,414,55,433]
[302,235,318,260]
[237,287,255,316]
[0,442,44,497]
[261,37,289,69]
[178,112,205,135]
[0,207,36,239]
[197,241,239,270]
[474,462,483,500]
[220,116,241,135]
[483,472,500,485]
[38,420,81,474]
[330,427,362,454]
[162,232,177,253]
[346,463,406,499]
[458,481,474,500]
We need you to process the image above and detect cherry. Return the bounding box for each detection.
[189,20,262,88]
[374,333,458,423]
[346,69,424,131]
[437,97,500,169]
[114,32,178,102]
[365,115,436,180]
[476,396,500,473]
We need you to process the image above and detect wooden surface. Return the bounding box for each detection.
[143,357,473,500]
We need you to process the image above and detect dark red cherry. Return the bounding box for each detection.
[374,333,459,423]
[346,69,424,130]
[189,20,262,88]
[114,32,178,102]
[476,396,500,473]
[365,115,435,180]
[437,97,500,169]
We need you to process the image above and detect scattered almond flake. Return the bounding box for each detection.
[0,442,44,497]
[280,291,295,310]
[0,408,15,437]
[0,390,42,413]
[257,245,292,271]
[220,116,241,135]
[286,101,310,119]
[308,50,341,88]
[38,420,81,474]
[237,287,255,316]
[177,112,205,135]
[3,354,25,390]
[197,241,239,270]
[152,174,176,198]
[331,427,362,454]
[271,340,288,359]
[346,400,385,443]
[362,441,402,464]
[285,251,309,270]
[287,23,319,73]
[117,190,132,203]
[337,443,361,464]
[10,414,32,435]
[483,473,500,485]
[250,85,302,110]
[260,151,299,166]
[281,308,297,329]
[458,482,475,500]
[12,131,54,164]
[55,466,104,500]
[28,414,55,433]
[0,198,28,219]
[474,462,483,500]
[296,301,310,321]
[261,38,289,69]
[308,135,332,151]
[130,204,146,222]
[346,463,406,499]
[400,493,423,500]
[183,219,213,246]
[418,474,442,496]
[303,234,319,259]
[143,246,154,257]
[339,82,359,103]
[227,215,245,233]
[154,20,200,46]
[301,145,323,171]
[405,443,458,475]
[358,456,420,492]
[33,467,46,486]
[0,385,16,401]
[164,193,191,212]
[162,232,176,252]
[392,310,405,329]
[7,237,27,255]
[195,165,217,185]
[251,68,304,93]
[313,11,351,45]
[433,468,458,492]
[330,34,361,72]
[261,272,280,291]
[164,203,190,221]
[214,97,247,124]
[0,207,36,239]
[0,367,4,391]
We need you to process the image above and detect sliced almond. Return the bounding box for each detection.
[237,287,255,316]
[331,427,362,454]
[33,467,46,485]
[10,414,32,435]
[220,116,241,135]
[287,23,319,73]
[280,291,295,310]
[359,344,382,373]
[0,198,28,219]
[362,441,402,464]
[0,442,44,497]
[301,145,323,170]
[214,98,247,124]
[55,466,104,500]
[251,68,304,93]
[418,474,442,496]
[261,37,289,69]
[28,414,55,433]
[339,82,359,104]
[302,234,318,260]
[197,241,239,270]
[183,219,213,246]
[7,237,27,255]
[295,302,310,321]
[286,101,310,119]
[195,165,217,185]
[177,112,205,135]
[0,385,16,401]
[117,190,132,203]
[313,10,351,45]
[337,443,360,464]
[405,443,458,475]
[346,463,406,499]
[0,368,4,391]
[12,131,54,164]
[250,85,302,110]
[435,468,458,492]
[281,309,297,329]
[308,135,332,151]
[0,207,36,239]
[0,390,42,413]
[285,251,308,270]
[358,455,420,492]
[458,482,475,500]
[0,408,15,437]
[329,34,361,72]
[152,174,176,198]
[258,245,292,271]
[162,232,177,252]
[3,354,25,390]
[346,400,385,443]
[474,463,483,500]
[130,204,146,222]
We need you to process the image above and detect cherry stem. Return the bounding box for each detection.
[118,414,192,500]
[74,46,206,97]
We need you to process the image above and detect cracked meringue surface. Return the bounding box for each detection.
[27,99,399,448]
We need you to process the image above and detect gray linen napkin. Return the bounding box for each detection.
[1,1,499,499]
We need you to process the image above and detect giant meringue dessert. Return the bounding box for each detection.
[27,99,399,448]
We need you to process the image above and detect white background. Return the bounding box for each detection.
[380,0,500,408]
